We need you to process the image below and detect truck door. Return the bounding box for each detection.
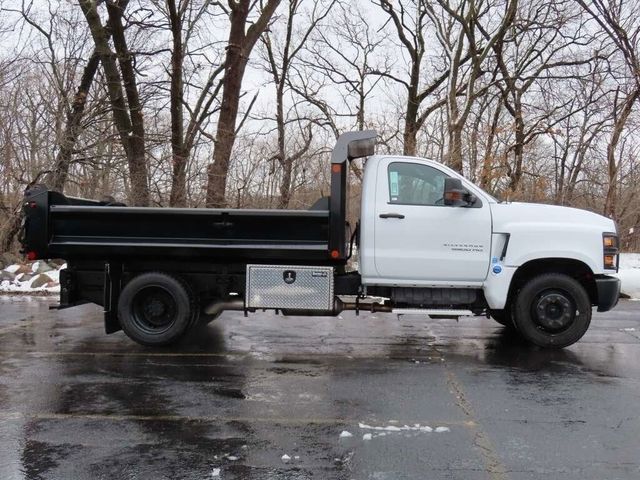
[373,158,492,283]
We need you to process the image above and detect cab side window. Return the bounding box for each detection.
[388,162,448,206]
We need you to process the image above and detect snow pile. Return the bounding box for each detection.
[357,422,450,439]
[617,253,640,300]
[0,260,66,294]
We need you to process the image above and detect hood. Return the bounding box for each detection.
[491,202,616,233]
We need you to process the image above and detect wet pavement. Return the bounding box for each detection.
[0,297,639,480]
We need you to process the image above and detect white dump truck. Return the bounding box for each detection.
[22,131,620,348]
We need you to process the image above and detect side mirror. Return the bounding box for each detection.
[444,178,476,207]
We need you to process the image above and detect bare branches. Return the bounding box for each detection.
[3,0,640,249]
[576,0,640,218]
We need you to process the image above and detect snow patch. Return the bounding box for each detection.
[616,253,640,299]
[339,430,353,438]
[281,454,291,462]
[362,433,372,441]
[1,261,65,294]
[358,422,446,435]
[46,269,61,283]
[211,468,221,477]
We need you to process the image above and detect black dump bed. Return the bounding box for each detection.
[19,131,376,266]
[22,187,332,263]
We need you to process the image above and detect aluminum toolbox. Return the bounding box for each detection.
[246,265,334,310]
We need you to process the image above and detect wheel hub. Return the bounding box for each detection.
[132,286,177,331]
[534,293,574,331]
[145,298,166,318]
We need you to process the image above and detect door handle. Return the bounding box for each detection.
[379,212,405,219]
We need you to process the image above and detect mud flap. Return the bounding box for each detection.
[104,262,123,334]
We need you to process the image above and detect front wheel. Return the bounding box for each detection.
[512,273,592,348]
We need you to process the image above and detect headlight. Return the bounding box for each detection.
[603,233,619,271]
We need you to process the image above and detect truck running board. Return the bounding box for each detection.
[392,308,474,319]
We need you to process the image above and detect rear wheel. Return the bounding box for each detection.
[512,273,591,348]
[118,272,194,346]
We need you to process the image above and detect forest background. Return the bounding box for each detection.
[1,0,639,253]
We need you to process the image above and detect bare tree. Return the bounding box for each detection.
[261,0,334,208]
[576,0,640,219]
[549,64,610,205]
[205,0,282,208]
[78,0,150,206]
[487,0,597,194]
[425,0,517,173]
[4,1,98,192]
[374,0,457,157]
[296,2,384,136]
[162,0,227,207]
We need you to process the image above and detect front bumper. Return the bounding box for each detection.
[595,275,620,312]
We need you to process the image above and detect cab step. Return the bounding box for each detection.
[392,308,474,319]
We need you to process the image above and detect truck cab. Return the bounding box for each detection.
[21,131,620,349]
[358,150,619,347]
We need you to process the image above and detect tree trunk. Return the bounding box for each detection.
[480,102,502,189]
[167,0,187,207]
[78,0,149,206]
[106,1,149,206]
[206,49,248,208]
[206,0,282,208]
[508,100,525,195]
[604,89,639,219]
[276,78,291,208]
[403,61,420,157]
[47,51,100,192]
[278,161,293,209]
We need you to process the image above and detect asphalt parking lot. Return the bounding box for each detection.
[0,297,639,480]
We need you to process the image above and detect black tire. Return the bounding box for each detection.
[489,309,515,328]
[181,278,201,328]
[118,272,194,346]
[512,273,591,348]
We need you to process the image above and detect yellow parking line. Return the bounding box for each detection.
[445,368,510,480]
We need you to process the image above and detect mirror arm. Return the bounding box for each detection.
[465,192,477,206]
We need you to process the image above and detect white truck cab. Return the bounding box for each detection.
[358,153,620,348]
